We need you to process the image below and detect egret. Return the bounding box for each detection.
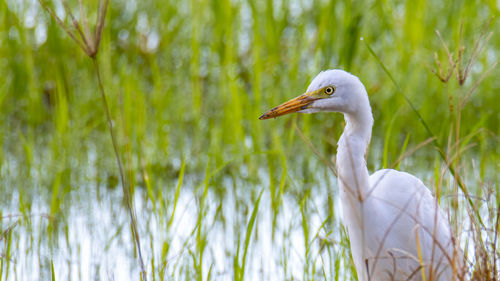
[259,70,463,281]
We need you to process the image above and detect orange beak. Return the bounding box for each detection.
[259,94,318,120]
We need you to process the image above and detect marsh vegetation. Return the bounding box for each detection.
[1,0,499,280]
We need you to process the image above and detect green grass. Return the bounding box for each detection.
[1,0,499,280]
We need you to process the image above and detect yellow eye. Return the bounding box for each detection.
[325,86,335,95]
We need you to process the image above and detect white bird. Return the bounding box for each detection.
[259,70,463,281]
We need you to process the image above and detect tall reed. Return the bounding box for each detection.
[38,0,147,279]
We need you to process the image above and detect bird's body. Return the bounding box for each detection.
[344,168,456,280]
[260,70,462,280]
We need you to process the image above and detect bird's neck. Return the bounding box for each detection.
[336,108,374,265]
[336,108,373,202]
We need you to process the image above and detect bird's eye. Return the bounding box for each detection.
[325,86,335,95]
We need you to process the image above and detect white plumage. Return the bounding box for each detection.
[260,69,462,280]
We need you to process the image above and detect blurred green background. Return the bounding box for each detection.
[1,0,499,280]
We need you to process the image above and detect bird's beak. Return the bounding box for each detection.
[259,91,320,120]
[259,93,319,120]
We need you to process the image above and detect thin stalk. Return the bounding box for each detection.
[363,39,484,227]
[93,58,147,280]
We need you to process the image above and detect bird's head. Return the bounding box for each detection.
[259,69,368,120]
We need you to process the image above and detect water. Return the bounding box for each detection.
[3,132,499,280]
[2,144,353,280]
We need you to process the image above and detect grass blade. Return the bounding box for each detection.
[363,38,484,227]
[238,189,264,281]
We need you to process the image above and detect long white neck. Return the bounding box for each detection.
[336,100,373,281]
[336,100,373,221]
